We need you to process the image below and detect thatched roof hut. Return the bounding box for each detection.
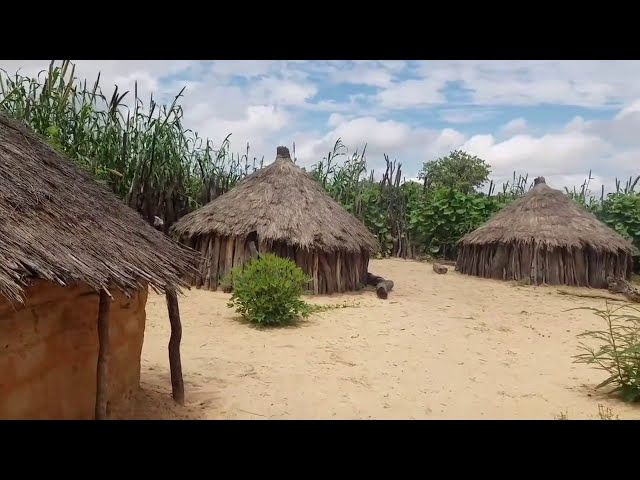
[455,176,635,288]
[0,112,197,419]
[172,146,379,294]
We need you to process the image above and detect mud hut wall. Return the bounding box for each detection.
[456,242,632,288]
[0,280,147,420]
[187,234,370,294]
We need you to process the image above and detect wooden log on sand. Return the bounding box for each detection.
[366,272,394,299]
[433,263,448,274]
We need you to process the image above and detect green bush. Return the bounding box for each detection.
[594,194,640,252]
[408,188,514,259]
[573,304,640,402]
[224,253,312,326]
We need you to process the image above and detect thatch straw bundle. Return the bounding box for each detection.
[171,146,380,294]
[0,112,197,303]
[456,177,635,288]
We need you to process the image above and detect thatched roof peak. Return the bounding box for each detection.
[276,146,291,159]
[0,112,198,304]
[171,147,380,254]
[458,176,635,254]
[533,176,545,185]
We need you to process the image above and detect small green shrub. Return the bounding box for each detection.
[573,304,640,402]
[224,253,312,326]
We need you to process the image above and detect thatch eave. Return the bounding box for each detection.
[173,224,379,254]
[458,235,634,255]
[0,112,200,305]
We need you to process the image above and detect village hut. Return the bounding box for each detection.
[0,112,198,420]
[171,146,380,294]
[455,176,635,288]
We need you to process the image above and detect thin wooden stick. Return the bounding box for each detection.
[95,290,111,420]
[166,290,185,405]
[556,290,626,303]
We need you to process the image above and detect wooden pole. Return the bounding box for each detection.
[166,289,185,405]
[95,290,112,420]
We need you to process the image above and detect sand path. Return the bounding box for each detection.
[133,258,640,420]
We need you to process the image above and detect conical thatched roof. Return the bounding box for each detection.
[0,112,197,303]
[458,176,635,253]
[172,147,379,254]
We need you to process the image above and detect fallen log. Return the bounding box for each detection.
[375,281,394,299]
[366,272,394,299]
[432,263,448,274]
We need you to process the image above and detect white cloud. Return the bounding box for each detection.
[384,60,640,109]
[500,117,528,136]
[616,99,640,118]
[249,77,317,106]
[209,60,276,78]
[376,79,445,109]
[461,131,613,176]
[330,66,394,88]
[564,116,587,132]
[439,108,498,124]
[294,117,465,176]
[327,113,344,127]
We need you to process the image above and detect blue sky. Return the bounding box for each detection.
[3,60,640,194]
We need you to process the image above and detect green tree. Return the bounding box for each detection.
[419,150,491,193]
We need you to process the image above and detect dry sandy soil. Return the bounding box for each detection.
[132,258,640,420]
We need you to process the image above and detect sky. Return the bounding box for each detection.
[2,59,640,195]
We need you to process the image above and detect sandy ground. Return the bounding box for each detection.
[132,258,640,420]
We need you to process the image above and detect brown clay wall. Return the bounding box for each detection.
[0,280,148,420]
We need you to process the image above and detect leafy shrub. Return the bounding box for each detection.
[224,253,312,326]
[408,188,514,259]
[573,304,640,402]
[594,194,640,251]
[418,150,491,193]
